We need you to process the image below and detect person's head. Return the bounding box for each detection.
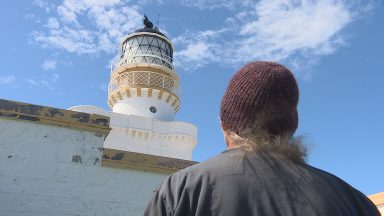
[220,61,305,161]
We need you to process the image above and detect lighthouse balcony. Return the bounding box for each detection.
[112,51,173,72]
[108,70,180,96]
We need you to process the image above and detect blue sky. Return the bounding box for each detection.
[0,0,383,195]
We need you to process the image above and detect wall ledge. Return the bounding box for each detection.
[102,148,197,174]
[0,98,110,135]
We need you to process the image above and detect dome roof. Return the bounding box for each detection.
[133,28,167,38]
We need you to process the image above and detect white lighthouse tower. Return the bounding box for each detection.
[108,18,179,121]
[70,16,197,160]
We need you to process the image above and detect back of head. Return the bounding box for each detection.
[220,61,303,159]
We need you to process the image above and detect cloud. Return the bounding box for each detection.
[42,59,57,70]
[32,0,142,55]
[0,76,16,85]
[140,0,251,10]
[99,83,108,92]
[26,74,60,89]
[31,0,375,76]
[33,0,54,13]
[27,78,54,89]
[52,74,60,82]
[173,29,225,70]
[27,79,39,86]
[174,0,239,10]
[173,0,373,76]
[235,0,351,60]
[25,13,41,24]
[46,17,59,29]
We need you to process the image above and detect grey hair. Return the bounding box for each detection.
[224,129,307,163]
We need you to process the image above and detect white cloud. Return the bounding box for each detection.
[42,59,57,70]
[52,74,60,82]
[99,83,108,91]
[25,13,41,23]
[46,17,60,29]
[27,79,40,86]
[236,0,351,60]
[32,0,142,54]
[26,73,59,89]
[31,0,375,75]
[176,0,238,10]
[33,0,54,12]
[175,41,214,69]
[27,78,54,89]
[144,0,251,10]
[173,30,225,69]
[0,76,16,85]
[173,0,373,75]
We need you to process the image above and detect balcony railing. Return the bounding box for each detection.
[108,71,180,96]
[111,51,174,73]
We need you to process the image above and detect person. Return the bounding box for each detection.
[143,61,379,216]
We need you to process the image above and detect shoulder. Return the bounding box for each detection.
[147,151,239,215]
[303,164,379,215]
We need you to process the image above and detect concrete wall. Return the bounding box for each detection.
[0,118,167,216]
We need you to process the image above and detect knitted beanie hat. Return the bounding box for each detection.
[220,61,299,136]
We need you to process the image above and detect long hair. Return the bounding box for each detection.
[224,128,307,163]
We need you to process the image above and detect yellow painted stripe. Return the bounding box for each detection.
[166,94,172,103]
[158,90,164,100]
[171,99,177,107]
[111,95,117,103]
[125,88,131,97]
[117,91,123,100]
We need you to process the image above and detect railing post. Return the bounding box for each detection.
[162,74,165,88]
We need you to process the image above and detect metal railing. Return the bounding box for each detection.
[108,71,180,96]
[111,50,174,73]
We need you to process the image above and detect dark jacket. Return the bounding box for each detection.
[144,148,379,216]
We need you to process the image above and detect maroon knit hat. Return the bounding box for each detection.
[220,61,299,136]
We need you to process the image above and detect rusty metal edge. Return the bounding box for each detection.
[0,98,111,135]
[102,148,197,174]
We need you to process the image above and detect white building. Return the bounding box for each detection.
[0,20,197,216]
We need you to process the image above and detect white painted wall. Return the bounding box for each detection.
[112,89,176,121]
[0,118,167,216]
[105,112,197,160]
[68,106,198,160]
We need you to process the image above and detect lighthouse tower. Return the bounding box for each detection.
[69,16,197,160]
[108,17,179,121]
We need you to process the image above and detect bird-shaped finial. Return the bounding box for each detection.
[143,15,154,29]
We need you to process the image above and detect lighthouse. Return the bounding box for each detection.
[69,15,197,160]
[108,16,180,121]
